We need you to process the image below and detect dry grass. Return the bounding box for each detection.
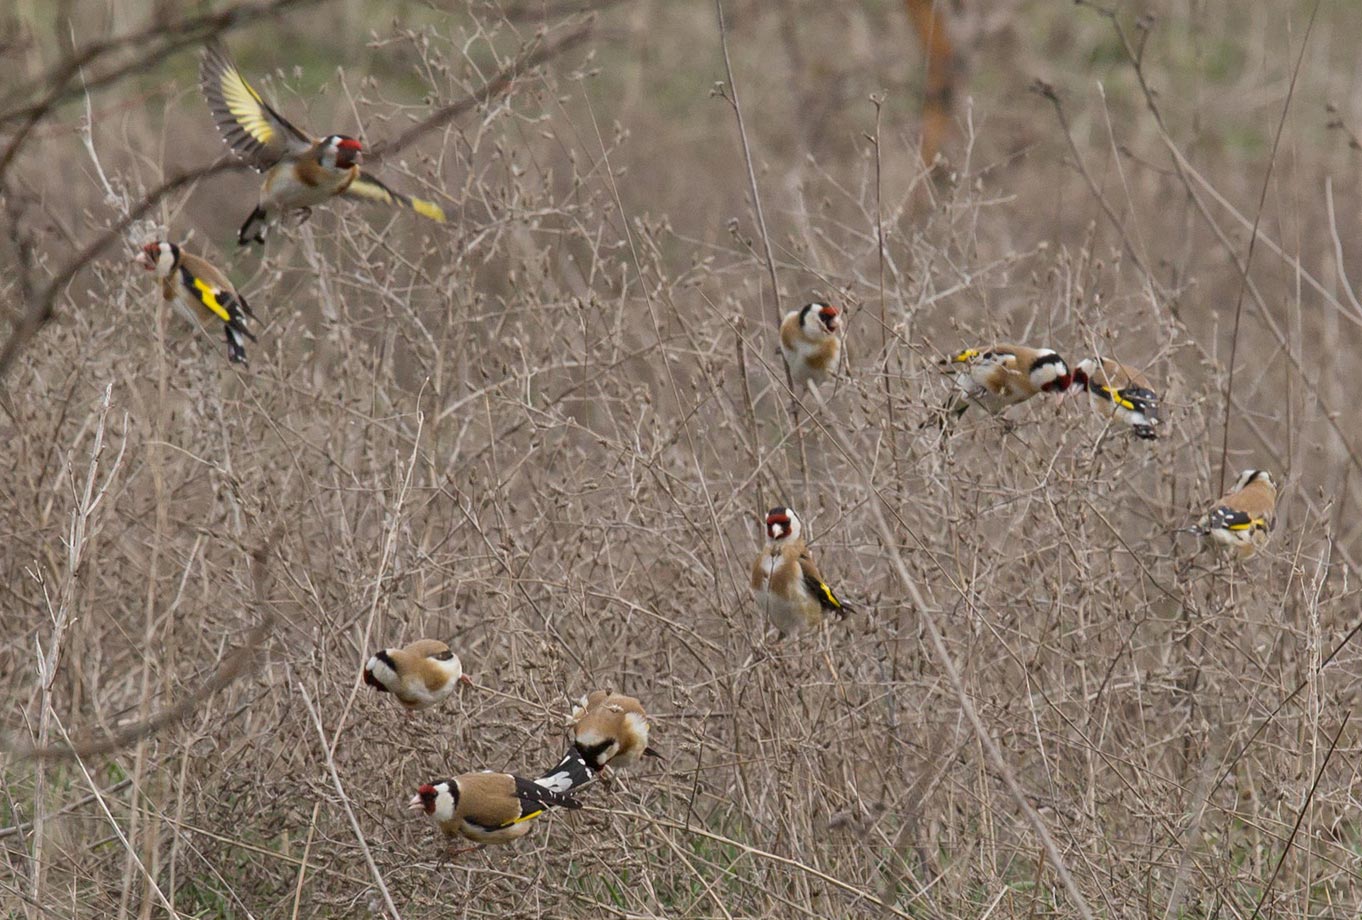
[3,0,1362,917]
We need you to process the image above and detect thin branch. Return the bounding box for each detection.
[370,21,593,161]
[1247,713,1349,920]
[1216,0,1320,492]
[299,684,403,920]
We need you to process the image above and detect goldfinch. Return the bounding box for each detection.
[937,343,1071,422]
[1069,357,1162,440]
[537,690,660,793]
[569,690,659,770]
[200,43,445,245]
[363,639,471,709]
[409,773,581,848]
[780,302,844,392]
[1188,469,1278,559]
[132,240,257,364]
[750,506,851,637]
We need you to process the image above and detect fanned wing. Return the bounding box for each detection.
[200,43,311,170]
[344,171,446,223]
[799,552,850,616]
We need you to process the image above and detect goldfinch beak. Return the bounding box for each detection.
[407,795,426,813]
[458,674,474,687]
[131,251,151,269]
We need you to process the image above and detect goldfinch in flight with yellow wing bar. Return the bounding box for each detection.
[200,43,445,245]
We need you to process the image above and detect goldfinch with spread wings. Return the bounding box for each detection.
[936,343,1070,423]
[1069,357,1162,440]
[363,639,471,710]
[1187,469,1278,559]
[200,43,445,245]
[409,773,581,849]
[750,506,851,637]
[780,302,844,393]
[132,240,257,364]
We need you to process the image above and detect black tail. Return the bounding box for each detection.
[222,292,256,365]
[238,207,268,246]
[1133,425,1157,440]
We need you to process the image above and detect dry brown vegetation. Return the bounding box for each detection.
[3,0,1362,917]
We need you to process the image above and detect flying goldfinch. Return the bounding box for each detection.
[132,240,257,364]
[537,690,660,794]
[200,43,445,245]
[780,302,844,392]
[1187,469,1278,559]
[409,773,581,849]
[363,639,471,710]
[1069,357,1162,440]
[750,506,851,637]
[936,343,1071,423]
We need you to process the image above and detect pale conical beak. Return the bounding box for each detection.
[407,795,426,813]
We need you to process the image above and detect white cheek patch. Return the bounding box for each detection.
[434,788,457,822]
[156,248,175,277]
[366,657,399,689]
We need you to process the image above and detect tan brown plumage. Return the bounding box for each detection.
[409,773,581,846]
[1193,469,1278,559]
[1070,357,1162,440]
[363,638,469,709]
[200,43,444,245]
[750,507,850,637]
[132,240,257,364]
[780,302,844,392]
[938,343,1070,421]
[570,690,658,770]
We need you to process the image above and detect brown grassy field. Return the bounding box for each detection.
[3,0,1362,916]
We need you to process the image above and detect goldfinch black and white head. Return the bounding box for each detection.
[318,134,363,170]
[937,343,1070,423]
[780,303,845,392]
[1069,357,1162,440]
[764,506,801,543]
[1191,469,1278,559]
[751,505,851,637]
[133,240,180,277]
[363,638,470,710]
[132,239,258,365]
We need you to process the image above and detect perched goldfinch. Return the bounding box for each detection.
[1188,469,1278,559]
[409,773,581,848]
[780,302,844,392]
[750,506,851,637]
[132,240,257,364]
[937,343,1071,422]
[569,690,659,770]
[363,639,471,709]
[1069,357,1162,440]
[200,43,445,245]
[537,690,660,793]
